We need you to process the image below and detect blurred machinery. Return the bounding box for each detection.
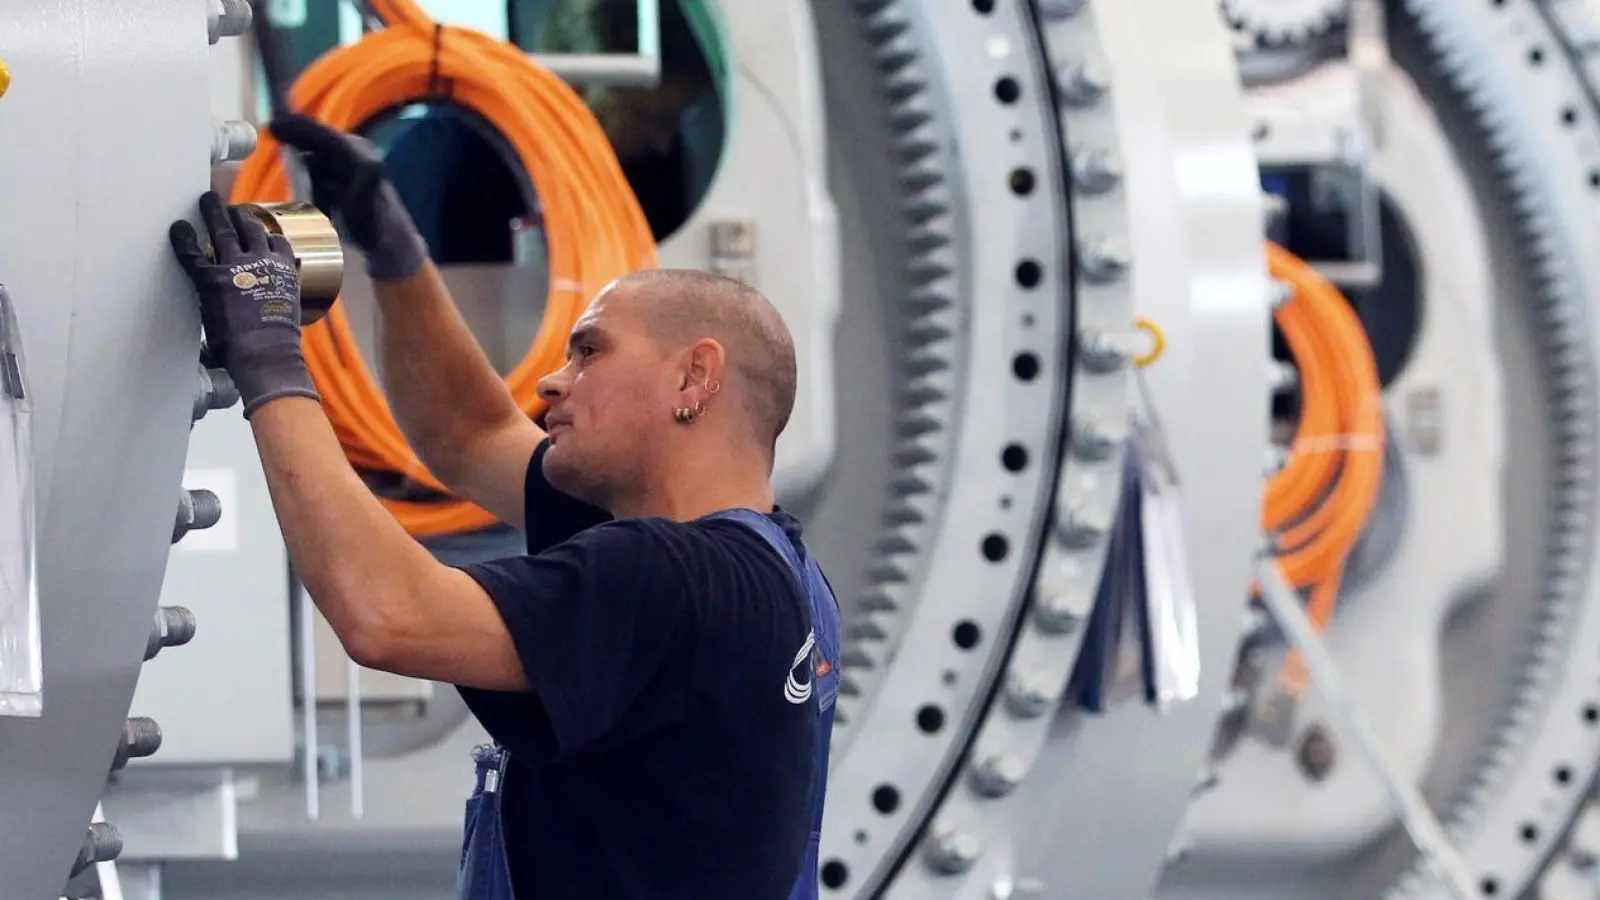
[4,1,1600,899]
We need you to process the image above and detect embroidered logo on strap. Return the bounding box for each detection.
[785,629,817,705]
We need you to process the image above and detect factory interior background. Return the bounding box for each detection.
[8,0,1600,897]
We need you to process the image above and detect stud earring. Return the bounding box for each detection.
[674,406,695,425]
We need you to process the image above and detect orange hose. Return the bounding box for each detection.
[230,1,658,537]
[1258,242,1385,693]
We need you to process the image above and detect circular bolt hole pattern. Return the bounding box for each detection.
[917,704,946,733]
[1013,352,1041,381]
[821,860,848,889]
[1010,167,1036,196]
[972,0,995,12]
[1015,259,1043,288]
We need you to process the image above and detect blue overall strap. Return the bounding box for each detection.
[457,743,515,900]
[709,509,840,900]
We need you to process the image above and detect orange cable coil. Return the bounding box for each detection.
[230,0,659,537]
[1259,241,1386,692]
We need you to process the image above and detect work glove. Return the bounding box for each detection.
[169,191,320,418]
[269,113,430,281]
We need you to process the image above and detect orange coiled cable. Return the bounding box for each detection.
[1258,241,1386,692]
[230,3,658,538]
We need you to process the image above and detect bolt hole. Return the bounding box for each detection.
[1480,876,1499,896]
[999,495,1012,509]
[972,0,995,12]
[953,620,982,649]
[981,533,1009,562]
[1520,823,1539,843]
[1002,443,1029,472]
[1583,703,1598,724]
[1010,167,1036,196]
[1009,128,1023,142]
[1556,764,1575,785]
[994,76,1021,105]
[1015,259,1043,288]
[1012,352,1041,382]
[1562,106,1579,127]
[854,830,868,845]
[1589,171,1600,189]
[942,669,958,685]
[1529,47,1545,65]
[821,860,849,889]
[916,704,946,733]
[1021,313,1036,328]
[871,784,901,814]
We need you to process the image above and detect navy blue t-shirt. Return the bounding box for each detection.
[454,439,825,899]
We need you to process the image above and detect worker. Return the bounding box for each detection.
[167,114,841,900]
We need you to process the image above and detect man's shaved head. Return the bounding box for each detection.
[615,268,798,455]
[537,267,797,513]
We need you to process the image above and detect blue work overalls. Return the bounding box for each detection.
[455,509,842,900]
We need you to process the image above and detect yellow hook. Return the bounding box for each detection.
[1133,317,1166,368]
[0,56,11,102]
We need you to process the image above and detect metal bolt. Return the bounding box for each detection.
[970,753,1026,797]
[173,488,222,543]
[193,366,240,423]
[923,826,981,875]
[1069,417,1116,460]
[1077,236,1130,283]
[144,606,197,661]
[1053,505,1102,549]
[1296,723,1338,781]
[1070,149,1122,194]
[70,822,122,878]
[207,0,253,44]
[1004,672,1056,718]
[111,717,163,771]
[211,119,258,166]
[1033,591,1082,634]
[1056,61,1108,107]
[1077,330,1130,373]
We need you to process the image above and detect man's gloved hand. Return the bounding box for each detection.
[269,113,429,281]
[170,191,320,418]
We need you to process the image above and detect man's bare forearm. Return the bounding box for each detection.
[372,260,524,481]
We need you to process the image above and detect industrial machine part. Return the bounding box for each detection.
[236,201,346,325]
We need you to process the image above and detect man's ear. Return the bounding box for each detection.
[685,338,726,388]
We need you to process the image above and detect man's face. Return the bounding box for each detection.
[537,287,676,508]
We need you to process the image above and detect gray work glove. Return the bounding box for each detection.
[169,191,320,418]
[269,113,430,281]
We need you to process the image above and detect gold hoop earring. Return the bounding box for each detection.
[705,379,721,394]
[693,401,706,417]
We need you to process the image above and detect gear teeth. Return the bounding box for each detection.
[837,0,961,739]
[903,288,954,316]
[1384,3,1600,896]
[894,441,939,468]
[848,620,889,642]
[890,473,934,497]
[867,557,911,584]
[857,590,899,613]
